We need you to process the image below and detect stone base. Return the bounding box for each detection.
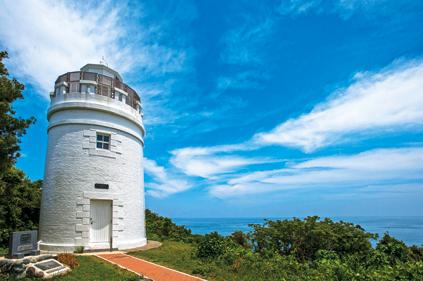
[39,238,147,253]
[0,254,71,279]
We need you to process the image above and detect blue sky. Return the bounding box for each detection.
[1,0,423,218]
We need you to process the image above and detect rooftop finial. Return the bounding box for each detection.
[99,56,108,67]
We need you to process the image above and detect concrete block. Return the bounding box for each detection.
[75,224,89,232]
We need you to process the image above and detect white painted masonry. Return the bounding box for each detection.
[39,64,146,252]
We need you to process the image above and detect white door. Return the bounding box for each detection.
[90,200,112,245]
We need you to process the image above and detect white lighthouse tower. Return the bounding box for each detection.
[39,64,146,251]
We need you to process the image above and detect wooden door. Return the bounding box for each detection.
[90,200,112,244]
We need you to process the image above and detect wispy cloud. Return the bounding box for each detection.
[144,158,192,198]
[173,58,423,156]
[216,71,267,92]
[276,0,389,19]
[170,143,268,179]
[168,58,423,197]
[277,0,322,16]
[220,17,273,66]
[209,147,423,198]
[255,59,423,152]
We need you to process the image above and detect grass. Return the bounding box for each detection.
[0,256,139,281]
[130,241,238,281]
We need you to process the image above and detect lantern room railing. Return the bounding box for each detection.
[54,71,141,111]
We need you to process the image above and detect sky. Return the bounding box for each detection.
[1,0,423,218]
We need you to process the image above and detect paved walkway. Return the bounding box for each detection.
[97,253,205,281]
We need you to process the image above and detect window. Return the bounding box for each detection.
[80,84,87,93]
[118,93,123,101]
[69,82,79,93]
[96,133,110,150]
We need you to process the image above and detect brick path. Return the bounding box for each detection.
[97,253,205,281]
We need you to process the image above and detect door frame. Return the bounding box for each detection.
[89,199,113,249]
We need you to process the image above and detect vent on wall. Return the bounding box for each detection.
[95,183,109,189]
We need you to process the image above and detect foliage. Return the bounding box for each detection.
[74,246,85,254]
[0,51,35,176]
[133,215,423,281]
[0,167,41,247]
[376,233,410,265]
[409,245,423,262]
[250,216,377,261]
[230,230,249,248]
[135,240,423,281]
[0,51,39,248]
[145,209,193,242]
[58,253,80,269]
[196,231,227,259]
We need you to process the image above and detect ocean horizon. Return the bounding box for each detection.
[173,216,423,246]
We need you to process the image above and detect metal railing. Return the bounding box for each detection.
[55,71,141,110]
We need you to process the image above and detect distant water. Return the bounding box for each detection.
[173,216,423,246]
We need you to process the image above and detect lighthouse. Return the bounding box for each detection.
[39,64,146,251]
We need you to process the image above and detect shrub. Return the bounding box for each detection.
[376,233,410,264]
[230,231,249,248]
[74,246,84,254]
[57,253,79,269]
[249,216,377,261]
[145,209,193,242]
[196,232,227,259]
[409,245,423,262]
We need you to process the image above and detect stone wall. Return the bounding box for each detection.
[39,98,146,251]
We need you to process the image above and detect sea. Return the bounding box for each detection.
[173,216,423,246]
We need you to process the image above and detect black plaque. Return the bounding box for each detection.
[34,259,62,271]
[95,183,109,189]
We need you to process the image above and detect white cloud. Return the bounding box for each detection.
[170,144,271,179]
[0,0,127,95]
[144,158,191,198]
[167,58,423,197]
[254,59,423,152]
[209,147,423,198]
[0,0,189,99]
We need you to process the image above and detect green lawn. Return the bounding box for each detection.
[130,241,238,281]
[0,256,139,281]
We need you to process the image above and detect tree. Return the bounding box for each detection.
[249,216,377,261]
[0,51,38,247]
[376,233,410,265]
[0,51,35,176]
[145,209,193,242]
[0,168,41,246]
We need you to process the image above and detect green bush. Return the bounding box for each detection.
[0,168,41,247]
[376,233,410,264]
[249,216,377,261]
[145,209,193,242]
[409,245,423,262]
[196,232,227,259]
[230,230,249,248]
[74,246,85,254]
